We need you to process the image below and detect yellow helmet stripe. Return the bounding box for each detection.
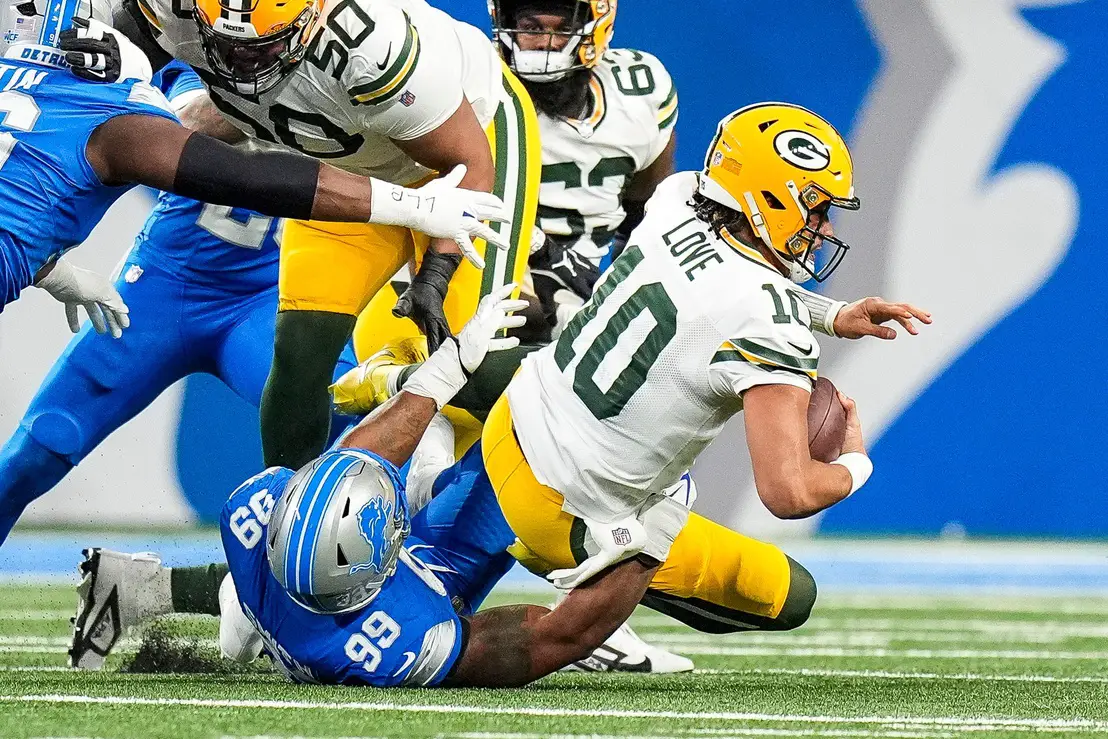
[350,16,420,105]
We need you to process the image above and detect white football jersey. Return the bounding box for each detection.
[536,49,677,261]
[88,0,501,184]
[508,172,820,523]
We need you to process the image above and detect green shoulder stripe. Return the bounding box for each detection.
[735,338,818,372]
[710,349,814,381]
[349,13,420,106]
[658,106,678,130]
[658,86,677,111]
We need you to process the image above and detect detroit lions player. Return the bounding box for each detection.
[74,286,656,687]
[0,61,297,546]
[0,0,511,321]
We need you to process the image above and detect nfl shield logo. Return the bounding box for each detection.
[612,528,632,547]
[400,90,416,107]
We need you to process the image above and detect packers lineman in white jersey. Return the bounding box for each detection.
[492,0,678,339]
[482,103,930,638]
[82,0,542,470]
[348,0,677,463]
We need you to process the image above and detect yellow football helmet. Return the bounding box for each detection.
[490,0,616,81]
[193,0,322,95]
[698,102,860,283]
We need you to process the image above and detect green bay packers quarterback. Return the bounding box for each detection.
[481,103,915,638]
[83,0,542,470]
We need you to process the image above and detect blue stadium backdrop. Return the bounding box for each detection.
[0,0,1103,537]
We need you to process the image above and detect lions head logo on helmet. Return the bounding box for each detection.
[267,449,411,614]
[350,496,398,577]
[698,102,861,283]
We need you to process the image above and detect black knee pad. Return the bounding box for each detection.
[773,556,817,631]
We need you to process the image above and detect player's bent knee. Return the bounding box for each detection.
[0,424,75,508]
[772,556,817,631]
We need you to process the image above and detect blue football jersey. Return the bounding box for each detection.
[0,51,177,307]
[220,455,465,687]
[131,61,280,290]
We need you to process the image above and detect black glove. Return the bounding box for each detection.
[60,18,125,83]
[393,250,463,353]
[529,234,600,309]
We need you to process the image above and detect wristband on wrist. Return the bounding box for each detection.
[830,451,873,496]
[795,289,847,336]
[399,337,466,409]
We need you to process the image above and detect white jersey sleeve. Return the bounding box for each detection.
[708,281,820,397]
[340,3,463,141]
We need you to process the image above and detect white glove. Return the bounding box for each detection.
[369,165,511,269]
[59,18,153,84]
[456,281,528,372]
[547,515,649,590]
[35,258,130,339]
[402,282,527,408]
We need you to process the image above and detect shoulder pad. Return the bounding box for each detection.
[342,5,421,107]
[601,48,677,132]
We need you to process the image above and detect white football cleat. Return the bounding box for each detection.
[69,548,169,670]
[565,621,694,674]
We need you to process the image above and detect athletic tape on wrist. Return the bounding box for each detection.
[399,338,466,409]
[830,451,873,496]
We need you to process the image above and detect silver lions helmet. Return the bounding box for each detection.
[267,449,411,614]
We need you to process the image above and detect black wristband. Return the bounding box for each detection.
[174,134,321,221]
[414,250,463,298]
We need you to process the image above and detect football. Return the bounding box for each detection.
[808,377,847,463]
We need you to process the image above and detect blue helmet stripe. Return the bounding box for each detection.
[42,0,76,48]
[295,453,362,595]
[284,453,351,594]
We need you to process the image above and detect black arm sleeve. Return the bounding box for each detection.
[616,199,646,239]
[173,133,321,221]
[115,0,173,72]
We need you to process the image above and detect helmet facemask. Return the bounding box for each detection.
[491,0,610,82]
[195,1,318,96]
[779,183,860,283]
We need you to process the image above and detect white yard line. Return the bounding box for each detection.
[810,596,1108,615]
[804,618,1108,634]
[0,611,71,621]
[693,668,1108,684]
[638,631,1069,646]
[453,731,959,739]
[3,694,1107,731]
[0,666,70,672]
[673,645,1108,659]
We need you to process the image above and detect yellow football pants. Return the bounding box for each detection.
[482,395,812,632]
[279,62,541,331]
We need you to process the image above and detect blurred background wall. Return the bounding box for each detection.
[2,0,1105,537]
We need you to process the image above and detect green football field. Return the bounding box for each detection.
[0,584,1106,738]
